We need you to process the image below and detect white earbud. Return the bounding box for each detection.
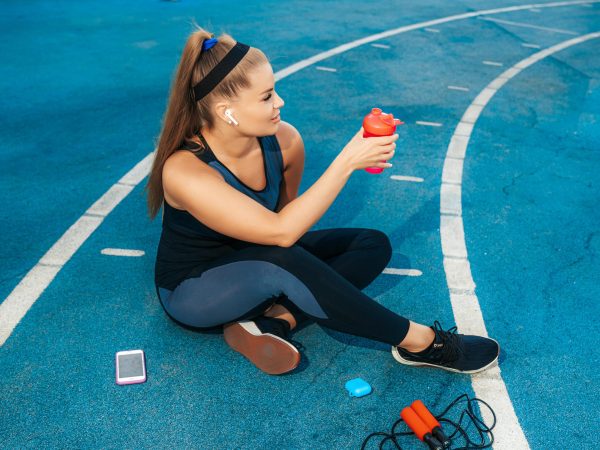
[224,109,239,126]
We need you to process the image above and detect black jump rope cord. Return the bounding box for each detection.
[360,394,497,450]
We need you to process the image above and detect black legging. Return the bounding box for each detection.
[156,228,410,346]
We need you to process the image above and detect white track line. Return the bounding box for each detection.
[275,1,600,79]
[522,43,542,49]
[0,10,600,450]
[440,30,600,450]
[383,268,423,276]
[0,152,154,346]
[416,121,443,127]
[101,248,145,257]
[425,27,441,33]
[479,16,579,35]
[371,43,391,49]
[390,175,424,183]
[448,85,470,91]
[483,60,504,66]
[315,66,337,72]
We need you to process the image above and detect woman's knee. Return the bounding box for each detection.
[359,229,393,265]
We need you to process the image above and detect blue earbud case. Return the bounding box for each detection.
[345,378,372,397]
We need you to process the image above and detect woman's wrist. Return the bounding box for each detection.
[332,153,354,178]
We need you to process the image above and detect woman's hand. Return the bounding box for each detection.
[339,127,398,172]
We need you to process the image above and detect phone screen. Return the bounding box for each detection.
[118,353,144,378]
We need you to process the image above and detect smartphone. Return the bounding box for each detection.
[115,349,147,385]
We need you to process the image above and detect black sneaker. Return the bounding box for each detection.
[223,316,301,375]
[392,321,499,374]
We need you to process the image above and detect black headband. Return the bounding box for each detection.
[192,41,250,102]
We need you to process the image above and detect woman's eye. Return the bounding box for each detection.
[263,93,272,101]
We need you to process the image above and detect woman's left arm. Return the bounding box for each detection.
[275,121,305,212]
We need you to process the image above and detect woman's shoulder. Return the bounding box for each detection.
[166,148,203,168]
[274,120,302,151]
[274,121,305,171]
[163,149,224,210]
[164,148,222,179]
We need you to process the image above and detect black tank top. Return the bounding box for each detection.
[155,133,284,290]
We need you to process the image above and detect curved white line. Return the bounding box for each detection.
[0,153,154,346]
[479,16,580,35]
[440,31,600,450]
[273,0,600,80]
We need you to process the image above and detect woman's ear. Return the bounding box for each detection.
[214,101,230,124]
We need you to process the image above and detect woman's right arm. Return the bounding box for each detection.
[163,128,397,247]
[277,154,352,246]
[277,127,397,246]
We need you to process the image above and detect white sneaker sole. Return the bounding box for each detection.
[223,321,300,375]
[391,338,500,374]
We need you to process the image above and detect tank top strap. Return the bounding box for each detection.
[261,134,284,175]
[181,132,282,168]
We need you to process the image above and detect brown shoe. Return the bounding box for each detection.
[223,317,301,375]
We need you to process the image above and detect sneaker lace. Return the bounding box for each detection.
[432,320,462,365]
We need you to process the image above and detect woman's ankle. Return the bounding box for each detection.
[263,303,297,330]
[397,321,435,353]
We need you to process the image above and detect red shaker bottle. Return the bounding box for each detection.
[362,107,403,174]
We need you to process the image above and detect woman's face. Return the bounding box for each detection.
[230,63,285,135]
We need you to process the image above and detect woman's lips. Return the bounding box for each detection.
[271,113,281,122]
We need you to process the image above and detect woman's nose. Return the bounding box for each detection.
[275,92,285,109]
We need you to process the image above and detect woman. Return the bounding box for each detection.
[146,27,500,375]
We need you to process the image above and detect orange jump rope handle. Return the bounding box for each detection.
[401,406,444,450]
[411,400,451,448]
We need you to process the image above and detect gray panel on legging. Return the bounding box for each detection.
[158,260,329,328]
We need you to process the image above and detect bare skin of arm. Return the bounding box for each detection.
[162,121,393,247]
[274,123,400,246]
